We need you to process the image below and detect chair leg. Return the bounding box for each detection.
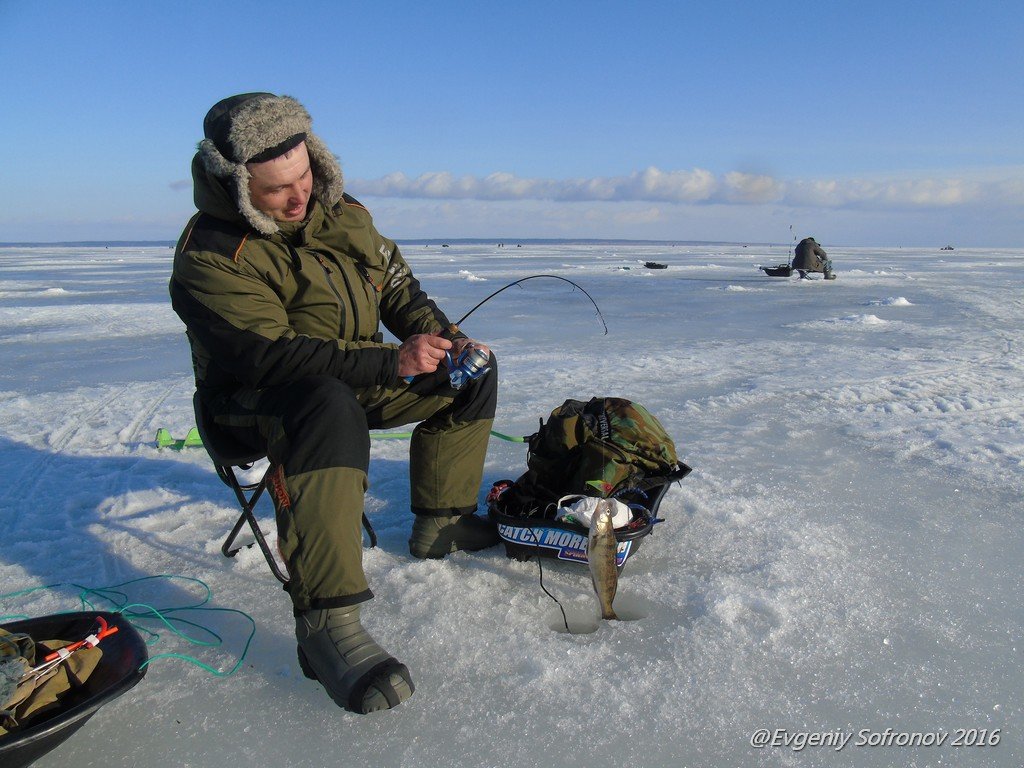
[361,513,377,548]
[221,511,250,559]
[219,465,290,585]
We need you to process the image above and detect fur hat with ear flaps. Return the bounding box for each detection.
[197,93,344,235]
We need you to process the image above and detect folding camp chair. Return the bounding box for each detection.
[193,393,291,584]
[192,393,378,586]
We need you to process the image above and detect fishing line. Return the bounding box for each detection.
[521,527,572,635]
[452,274,608,334]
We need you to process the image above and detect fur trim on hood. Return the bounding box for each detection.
[196,94,344,235]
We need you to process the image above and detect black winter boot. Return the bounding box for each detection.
[408,513,500,559]
[295,606,414,713]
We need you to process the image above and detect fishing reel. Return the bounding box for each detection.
[401,328,490,388]
[445,343,490,389]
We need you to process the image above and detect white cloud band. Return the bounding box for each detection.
[352,167,1021,210]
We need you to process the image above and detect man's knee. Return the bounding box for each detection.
[278,376,362,424]
[271,376,370,472]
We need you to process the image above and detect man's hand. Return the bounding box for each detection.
[397,334,452,378]
[450,337,490,360]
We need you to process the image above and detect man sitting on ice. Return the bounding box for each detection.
[169,92,500,714]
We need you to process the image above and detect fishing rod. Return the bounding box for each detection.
[451,274,608,334]
[430,275,608,393]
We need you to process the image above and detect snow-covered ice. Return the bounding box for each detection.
[1,242,1021,767]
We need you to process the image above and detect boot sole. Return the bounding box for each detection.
[297,646,318,680]
[296,646,414,713]
[408,535,501,559]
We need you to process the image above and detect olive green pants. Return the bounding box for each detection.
[210,358,497,612]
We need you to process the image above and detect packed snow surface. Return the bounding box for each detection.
[1,242,1021,768]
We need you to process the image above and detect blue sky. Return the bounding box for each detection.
[2,1,1021,246]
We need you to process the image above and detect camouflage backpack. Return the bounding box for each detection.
[497,397,681,517]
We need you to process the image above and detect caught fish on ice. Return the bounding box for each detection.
[587,499,619,621]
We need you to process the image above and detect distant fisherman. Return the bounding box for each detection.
[792,236,835,280]
[588,499,619,620]
[169,93,501,714]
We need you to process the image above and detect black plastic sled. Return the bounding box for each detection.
[0,611,148,768]
[488,464,691,571]
[759,264,793,277]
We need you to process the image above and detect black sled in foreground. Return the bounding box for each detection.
[0,611,148,768]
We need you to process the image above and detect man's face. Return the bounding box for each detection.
[246,141,313,222]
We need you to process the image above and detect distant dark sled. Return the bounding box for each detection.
[759,264,793,277]
[0,611,148,768]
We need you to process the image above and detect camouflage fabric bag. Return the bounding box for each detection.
[0,628,103,735]
[498,398,680,517]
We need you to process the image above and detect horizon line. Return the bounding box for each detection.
[0,237,976,249]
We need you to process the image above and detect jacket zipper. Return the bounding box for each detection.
[311,251,348,338]
[336,265,365,340]
[314,250,364,339]
[353,263,382,332]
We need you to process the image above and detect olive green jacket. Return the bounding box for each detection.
[170,157,454,399]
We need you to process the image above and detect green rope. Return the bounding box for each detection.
[156,427,526,449]
[0,575,256,677]
[371,429,526,442]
